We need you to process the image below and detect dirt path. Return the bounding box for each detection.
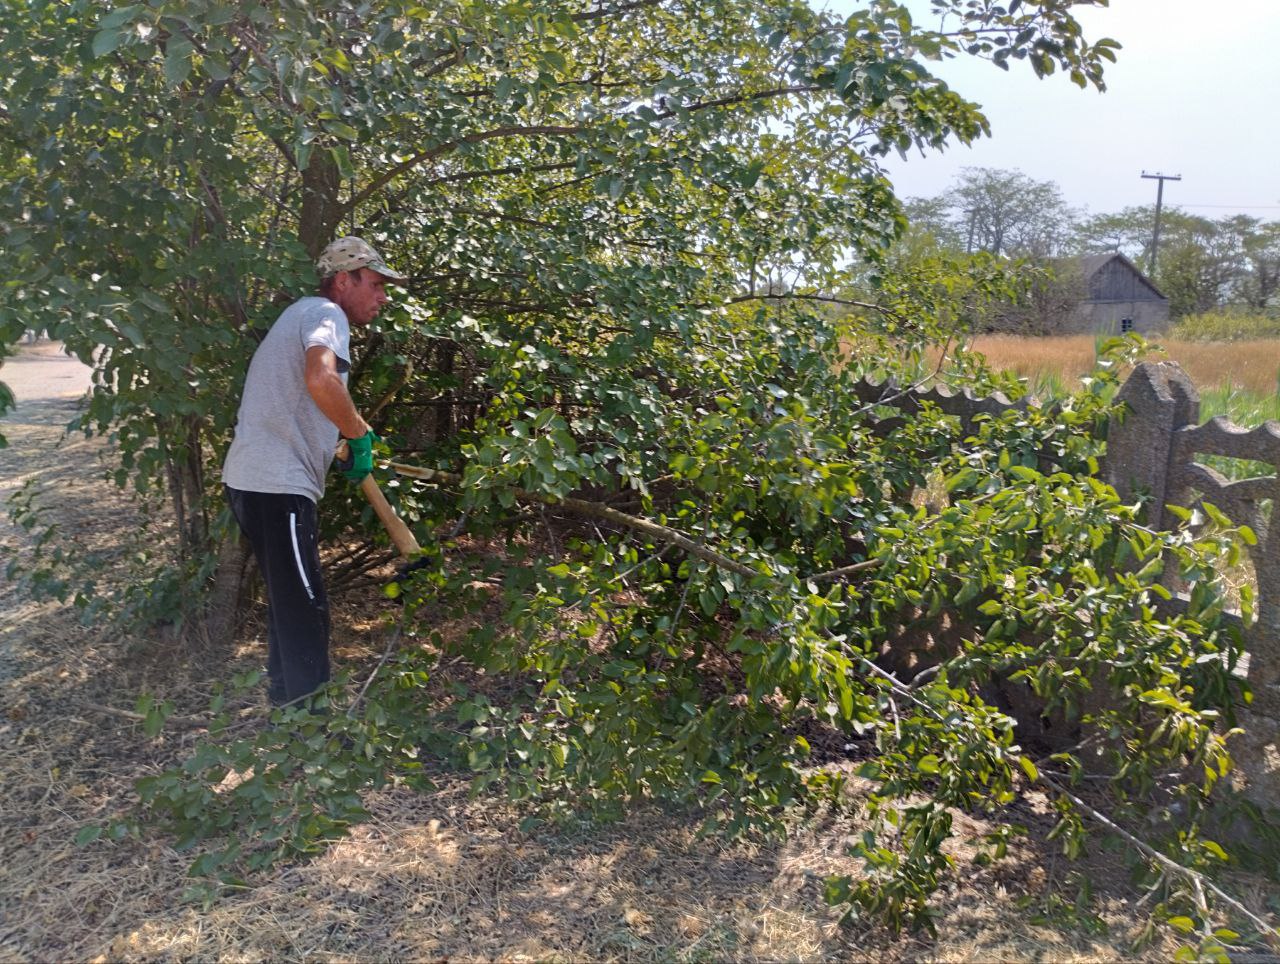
[0,342,103,686]
[0,338,95,404]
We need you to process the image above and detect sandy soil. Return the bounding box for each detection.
[0,342,101,686]
[0,339,95,404]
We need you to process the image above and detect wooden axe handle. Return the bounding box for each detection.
[337,440,421,558]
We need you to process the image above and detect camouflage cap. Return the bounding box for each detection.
[315,236,408,282]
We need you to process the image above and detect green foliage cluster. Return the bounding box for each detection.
[5,0,1271,945]
[129,332,1262,944]
[115,654,438,900]
[1170,310,1280,343]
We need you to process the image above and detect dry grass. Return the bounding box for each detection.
[1,347,1271,962]
[955,334,1280,399]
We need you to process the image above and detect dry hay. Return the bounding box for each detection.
[0,348,1264,962]
[953,334,1280,399]
[7,771,1187,963]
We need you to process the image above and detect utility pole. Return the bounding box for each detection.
[1141,171,1181,275]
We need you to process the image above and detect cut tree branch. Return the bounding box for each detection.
[385,459,762,578]
[1038,773,1278,943]
[850,650,1276,944]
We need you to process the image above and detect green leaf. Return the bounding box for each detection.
[1138,689,1180,709]
[99,5,141,30]
[917,754,940,774]
[1167,915,1195,934]
[325,121,360,142]
[1201,839,1228,861]
[324,48,352,72]
[164,38,194,87]
[91,28,125,58]
[1017,756,1038,782]
[330,144,354,180]
[75,825,103,845]
[203,55,230,81]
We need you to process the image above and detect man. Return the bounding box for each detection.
[222,237,407,706]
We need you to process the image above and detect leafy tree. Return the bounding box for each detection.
[895,171,1084,334]
[901,195,967,252]
[10,0,1271,946]
[0,0,1115,603]
[1072,204,1156,263]
[1073,207,1280,317]
[1154,213,1246,317]
[1233,216,1280,312]
[940,166,1077,258]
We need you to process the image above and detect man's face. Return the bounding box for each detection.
[333,268,391,326]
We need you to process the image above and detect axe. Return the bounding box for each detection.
[336,438,421,560]
[334,361,422,562]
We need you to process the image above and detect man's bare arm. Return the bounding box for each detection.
[304,345,371,439]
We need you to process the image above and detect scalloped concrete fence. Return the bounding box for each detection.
[854,360,1279,801]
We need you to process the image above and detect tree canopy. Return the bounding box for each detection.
[904,180,1280,322]
[4,0,1270,947]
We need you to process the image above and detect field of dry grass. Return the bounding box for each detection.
[959,334,1280,399]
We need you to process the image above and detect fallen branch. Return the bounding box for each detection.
[348,626,403,719]
[384,459,897,583]
[386,460,763,578]
[80,701,259,730]
[1038,773,1278,944]
[848,650,1276,945]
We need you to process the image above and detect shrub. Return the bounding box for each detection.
[1170,310,1280,342]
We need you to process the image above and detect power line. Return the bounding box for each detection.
[1177,202,1280,210]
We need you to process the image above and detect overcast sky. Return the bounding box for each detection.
[821,0,1280,219]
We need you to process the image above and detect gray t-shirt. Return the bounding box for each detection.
[222,297,350,502]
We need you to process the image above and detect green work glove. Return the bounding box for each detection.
[339,429,380,483]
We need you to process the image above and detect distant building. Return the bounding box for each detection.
[1069,252,1169,335]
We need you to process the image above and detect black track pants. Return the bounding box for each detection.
[225,486,331,704]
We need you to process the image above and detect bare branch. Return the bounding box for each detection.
[423,160,577,188]
[345,126,587,213]
[725,292,901,319]
[653,85,823,121]
[385,460,763,578]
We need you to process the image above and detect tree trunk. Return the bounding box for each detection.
[298,149,344,259]
[202,526,256,655]
[434,340,456,440]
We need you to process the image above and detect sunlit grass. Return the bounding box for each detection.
[922,335,1280,482]
[1197,383,1280,425]
[953,334,1280,401]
